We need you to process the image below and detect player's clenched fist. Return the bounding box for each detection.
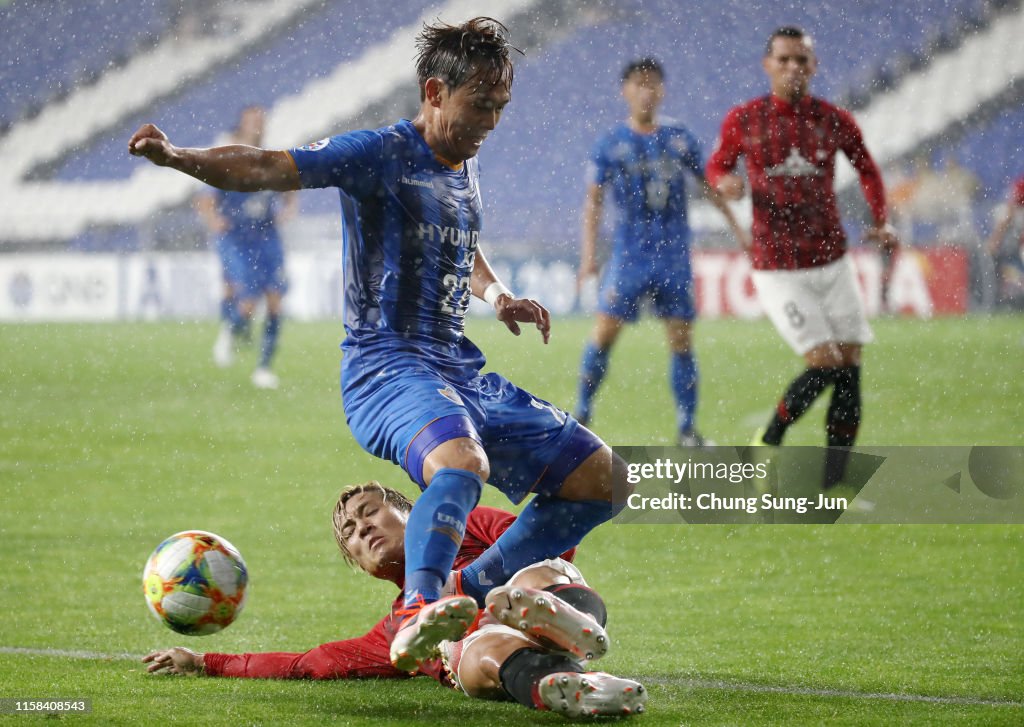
[714,173,746,201]
[128,124,175,166]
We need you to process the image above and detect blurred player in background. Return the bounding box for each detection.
[986,175,1024,308]
[143,483,647,719]
[706,26,898,486]
[194,105,297,390]
[129,17,627,672]
[575,58,745,448]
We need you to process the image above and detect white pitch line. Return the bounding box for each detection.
[0,646,136,661]
[646,676,1023,708]
[2,647,1021,708]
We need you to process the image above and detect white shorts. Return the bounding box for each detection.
[442,624,537,695]
[508,558,588,587]
[751,256,873,355]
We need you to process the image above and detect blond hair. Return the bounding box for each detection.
[331,481,413,570]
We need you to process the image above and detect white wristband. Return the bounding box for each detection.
[483,282,513,308]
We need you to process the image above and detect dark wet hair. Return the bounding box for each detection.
[622,57,664,81]
[332,481,413,570]
[765,26,813,55]
[415,16,520,100]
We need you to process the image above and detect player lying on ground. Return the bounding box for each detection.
[143,483,647,718]
[129,16,629,672]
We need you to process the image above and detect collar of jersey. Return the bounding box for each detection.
[402,118,465,172]
[769,94,813,113]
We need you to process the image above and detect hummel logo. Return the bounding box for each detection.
[401,175,434,189]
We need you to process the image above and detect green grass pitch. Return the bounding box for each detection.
[1,315,1021,725]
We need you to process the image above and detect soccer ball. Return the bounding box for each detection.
[143,530,248,635]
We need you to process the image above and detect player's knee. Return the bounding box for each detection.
[423,438,490,485]
[458,632,532,699]
[591,315,623,348]
[558,444,631,504]
[507,563,564,590]
[804,342,843,368]
[665,321,693,352]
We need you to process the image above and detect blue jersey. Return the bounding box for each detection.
[590,122,704,262]
[215,189,281,245]
[288,120,482,356]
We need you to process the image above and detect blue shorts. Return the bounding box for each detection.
[216,234,288,300]
[598,257,695,322]
[342,344,603,504]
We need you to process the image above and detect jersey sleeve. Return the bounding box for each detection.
[1012,179,1024,207]
[679,128,706,179]
[705,106,744,187]
[287,130,383,198]
[588,136,613,187]
[836,109,887,225]
[203,614,406,680]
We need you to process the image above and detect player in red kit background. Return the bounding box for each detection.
[986,176,1024,308]
[706,26,898,486]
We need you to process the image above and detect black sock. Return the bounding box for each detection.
[543,584,607,627]
[826,366,861,447]
[824,366,861,487]
[763,368,835,445]
[499,647,583,709]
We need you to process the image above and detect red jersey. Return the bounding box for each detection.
[1011,177,1024,207]
[706,94,887,270]
[202,506,575,685]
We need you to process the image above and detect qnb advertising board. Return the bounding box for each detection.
[0,248,967,322]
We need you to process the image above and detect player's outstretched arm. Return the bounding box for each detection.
[142,647,205,675]
[701,177,750,250]
[471,246,551,344]
[578,183,604,286]
[706,108,746,202]
[128,123,300,192]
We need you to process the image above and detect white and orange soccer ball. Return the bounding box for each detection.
[143,530,248,635]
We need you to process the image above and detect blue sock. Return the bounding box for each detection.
[225,295,246,335]
[259,314,281,368]
[403,468,482,607]
[460,495,613,606]
[219,297,233,324]
[671,351,698,433]
[576,343,610,422]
